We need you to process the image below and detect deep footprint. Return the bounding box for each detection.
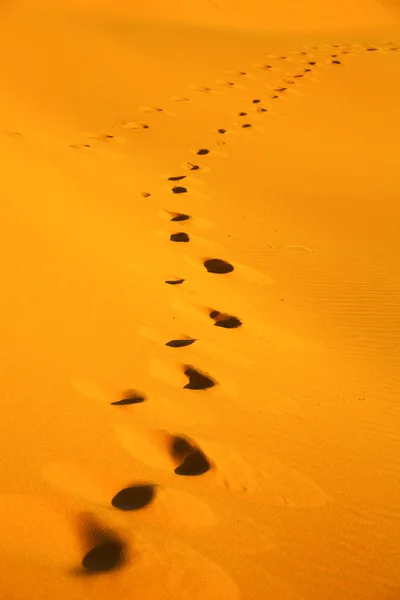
[170,232,190,242]
[170,435,211,476]
[168,175,186,181]
[204,258,234,274]
[111,391,146,405]
[172,186,187,194]
[175,451,211,476]
[111,484,155,511]
[166,339,196,348]
[197,149,210,155]
[210,310,242,329]
[183,366,216,390]
[82,542,125,573]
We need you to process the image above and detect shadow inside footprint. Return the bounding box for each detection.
[172,186,187,194]
[197,149,210,155]
[166,339,196,348]
[218,128,227,134]
[170,232,190,242]
[183,367,216,390]
[170,435,211,476]
[165,278,185,285]
[170,213,190,222]
[210,310,242,329]
[79,514,127,574]
[239,112,247,116]
[175,451,211,476]
[111,391,146,406]
[242,123,252,128]
[168,175,186,181]
[332,60,341,64]
[111,485,155,511]
[204,258,234,274]
[82,542,125,573]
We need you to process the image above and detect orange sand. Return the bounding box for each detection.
[1,1,400,599]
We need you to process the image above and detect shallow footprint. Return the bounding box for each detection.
[210,310,242,329]
[111,390,146,405]
[172,186,187,194]
[170,232,190,243]
[168,175,186,181]
[166,338,196,348]
[170,212,190,222]
[165,277,185,285]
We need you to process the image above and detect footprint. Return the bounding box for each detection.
[183,366,217,390]
[209,310,242,329]
[111,484,156,511]
[256,107,268,113]
[366,47,378,51]
[169,212,190,222]
[111,390,146,406]
[175,451,211,476]
[204,258,234,274]
[122,121,149,130]
[72,379,146,407]
[172,186,187,194]
[170,95,190,101]
[189,85,213,93]
[239,112,247,116]
[170,435,212,476]
[275,87,287,92]
[138,105,164,113]
[218,128,227,134]
[196,148,210,156]
[165,278,185,285]
[78,513,127,574]
[183,162,200,171]
[170,232,190,243]
[331,60,342,65]
[166,338,196,348]
[168,175,186,181]
[242,123,252,128]
[141,191,151,198]
[254,63,273,70]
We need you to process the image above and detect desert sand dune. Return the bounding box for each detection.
[1,0,400,599]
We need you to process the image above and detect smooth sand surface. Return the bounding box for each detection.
[1,1,400,598]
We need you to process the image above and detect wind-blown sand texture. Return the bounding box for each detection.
[1,0,400,598]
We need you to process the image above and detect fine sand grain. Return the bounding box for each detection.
[1,1,400,599]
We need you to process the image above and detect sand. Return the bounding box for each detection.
[1,0,400,598]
